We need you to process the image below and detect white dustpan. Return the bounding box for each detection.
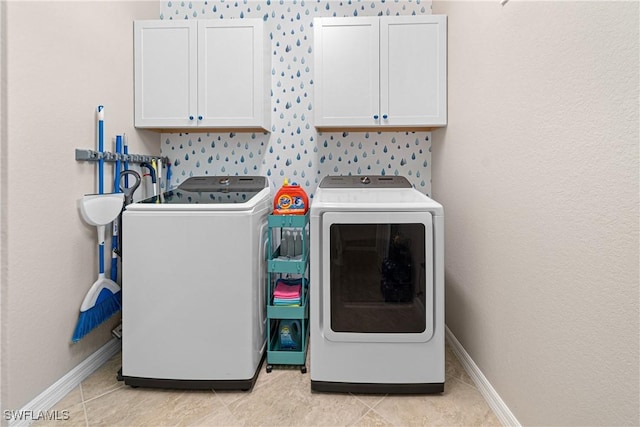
[80,193,124,227]
[72,193,125,342]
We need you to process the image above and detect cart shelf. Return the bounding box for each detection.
[267,299,308,319]
[267,250,309,274]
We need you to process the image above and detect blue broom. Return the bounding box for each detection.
[71,224,123,342]
[72,106,123,342]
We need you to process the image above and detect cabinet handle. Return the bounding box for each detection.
[373,115,379,120]
[198,115,203,121]
[189,115,194,121]
[382,114,388,119]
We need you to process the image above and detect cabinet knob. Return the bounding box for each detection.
[382,114,388,119]
[189,115,194,121]
[373,115,379,120]
[198,115,203,121]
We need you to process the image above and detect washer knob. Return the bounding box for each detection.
[219,177,230,185]
[360,176,371,185]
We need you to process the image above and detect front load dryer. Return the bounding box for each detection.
[121,176,271,390]
[310,175,444,393]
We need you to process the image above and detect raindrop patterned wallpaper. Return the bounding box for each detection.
[160,0,434,198]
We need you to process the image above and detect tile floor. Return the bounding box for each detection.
[36,343,500,426]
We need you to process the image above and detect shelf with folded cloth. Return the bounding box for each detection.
[268,284,309,320]
[273,277,302,305]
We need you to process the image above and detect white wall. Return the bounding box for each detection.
[2,1,158,411]
[431,1,639,425]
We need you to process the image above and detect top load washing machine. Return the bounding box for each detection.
[121,176,271,390]
[310,175,444,393]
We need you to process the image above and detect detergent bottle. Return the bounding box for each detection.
[273,178,309,215]
[278,319,301,350]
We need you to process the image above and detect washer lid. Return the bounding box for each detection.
[139,176,268,205]
[178,176,267,192]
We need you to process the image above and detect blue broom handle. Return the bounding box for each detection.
[99,243,105,275]
[123,134,129,188]
[97,106,104,195]
[114,136,122,192]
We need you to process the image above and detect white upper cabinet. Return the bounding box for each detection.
[134,20,197,129]
[314,16,447,129]
[134,19,270,131]
[314,18,380,129]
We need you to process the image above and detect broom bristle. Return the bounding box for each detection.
[72,291,121,343]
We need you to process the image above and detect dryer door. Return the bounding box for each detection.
[321,211,434,343]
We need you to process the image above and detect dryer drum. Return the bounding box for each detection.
[381,233,414,302]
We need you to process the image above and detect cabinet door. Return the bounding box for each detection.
[314,17,380,127]
[198,20,267,128]
[134,20,198,128]
[380,16,447,127]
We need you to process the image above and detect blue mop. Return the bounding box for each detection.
[72,106,124,342]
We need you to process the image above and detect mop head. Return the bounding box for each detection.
[72,287,121,343]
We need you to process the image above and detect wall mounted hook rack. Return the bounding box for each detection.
[75,149,168,165]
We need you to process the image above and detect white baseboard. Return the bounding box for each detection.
[8,338,121,427]
[445,326,521,427]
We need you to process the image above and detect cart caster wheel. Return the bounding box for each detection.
[301,366,307,374]
[266,364,273,373]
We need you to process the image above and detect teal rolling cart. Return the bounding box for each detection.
[265,213,309,373]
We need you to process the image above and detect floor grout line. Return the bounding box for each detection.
[349,406,373,426]
[350,392,387,410]
[448,375,482,392]
[81,383,126,405]
[78,383,89,427]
